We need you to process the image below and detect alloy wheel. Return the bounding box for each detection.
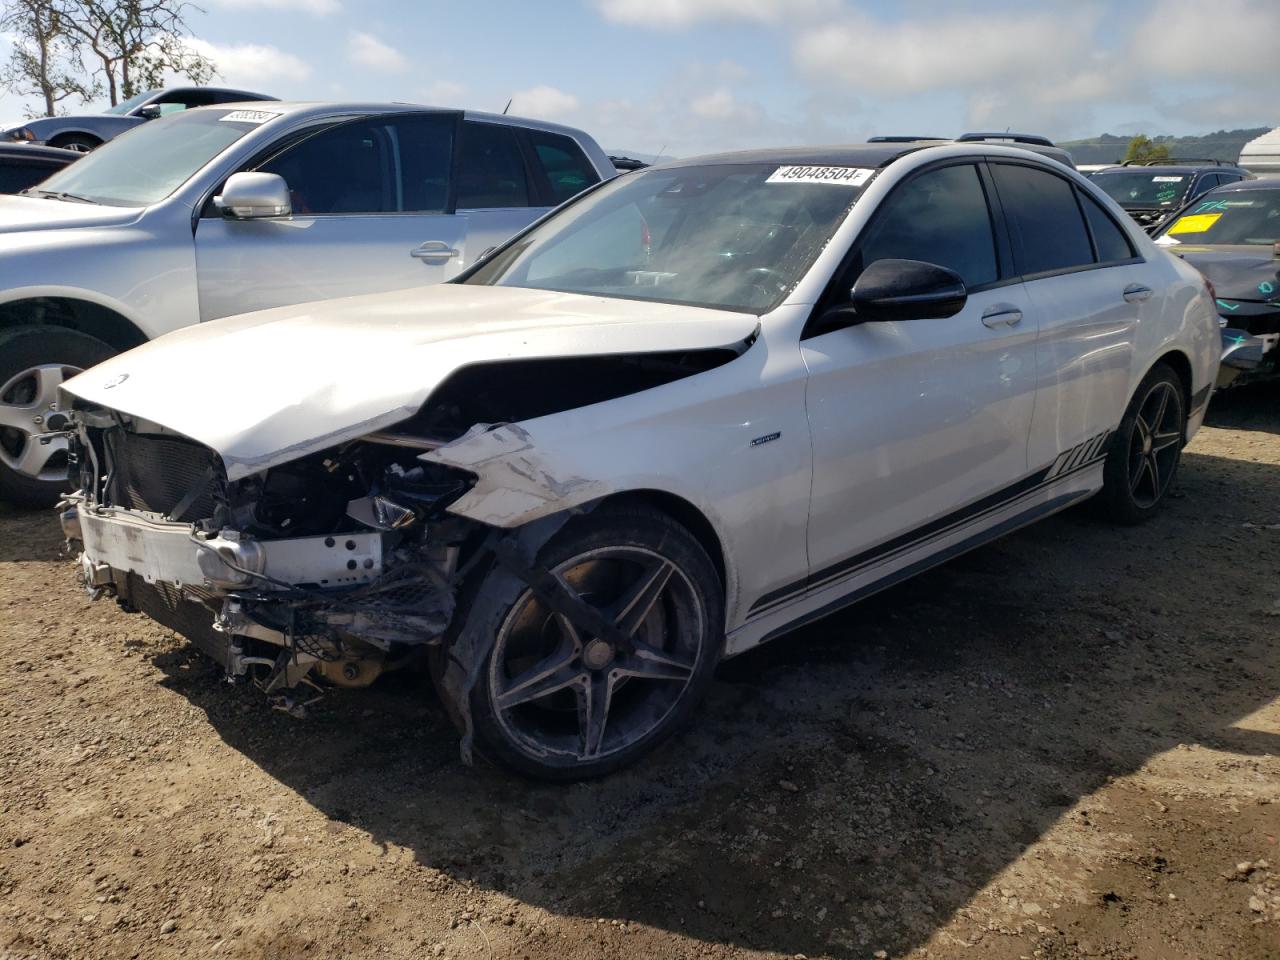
[487,545,706,765]
[1127,380,1182,508]
[0,364,81,481]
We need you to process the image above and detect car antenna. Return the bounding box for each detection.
[502,98,512,115]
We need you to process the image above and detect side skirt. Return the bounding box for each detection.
[723,462,1101,656]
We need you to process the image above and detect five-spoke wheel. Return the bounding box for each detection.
[462,505,722,780]
[1099,362,1186,524]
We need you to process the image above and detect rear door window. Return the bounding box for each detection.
[456,121,530,209]
[991,163,1094,276]
[1079,191,1136,264]
[854,162,999,288]
[527,130,601,204]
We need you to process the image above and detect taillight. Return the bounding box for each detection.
[1204,276,1217,302]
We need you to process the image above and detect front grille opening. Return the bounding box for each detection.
[100,430,223,520]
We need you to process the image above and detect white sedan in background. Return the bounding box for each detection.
[58,142,1218,779]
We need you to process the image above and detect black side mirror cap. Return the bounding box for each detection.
[816,258,968,333]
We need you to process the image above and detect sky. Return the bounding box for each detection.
[2,0,1278,156]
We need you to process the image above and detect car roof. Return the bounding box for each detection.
[1201,177,1280,193]
[190,101,596,139]
[659,142,1077,171]
[1095,164,1246,175]
[0,143,79,162]
[662,144,926,170]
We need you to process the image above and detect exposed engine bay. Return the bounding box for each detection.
[57,347,740,720]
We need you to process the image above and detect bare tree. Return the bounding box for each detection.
[0,0,96,117]
[62,0,215,106]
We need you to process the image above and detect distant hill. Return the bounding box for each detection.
[1060,127,1272,165]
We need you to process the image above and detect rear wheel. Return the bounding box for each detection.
[49,133,100,153]
[1097,363,1186,524]
[461,505,723,780]
[0,326,115,508]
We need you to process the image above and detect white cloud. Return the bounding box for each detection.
[347,32,409,74]
[794,10,1090,97]
[508,85,581,120]
[211,0,339,13]
[183,37,312,87]
[420,80,466,105]
[1134,0,1280,83]
[594,0,835,27]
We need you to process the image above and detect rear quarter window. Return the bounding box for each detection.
[528,130,600,205]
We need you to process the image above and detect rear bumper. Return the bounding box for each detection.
[1218,328,1277,387]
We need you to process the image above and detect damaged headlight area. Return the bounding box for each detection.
[61,404,483,707]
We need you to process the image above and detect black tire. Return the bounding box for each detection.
[458,504,723,781]
[0,326,115,509]
[49,133,100,153]
[1096,362,1186,525]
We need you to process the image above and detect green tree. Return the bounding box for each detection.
[0,0,96,117]
[63,0,216,106]
[1123,134,1172,164]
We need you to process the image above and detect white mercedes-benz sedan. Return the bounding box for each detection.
[56,142,1219,779]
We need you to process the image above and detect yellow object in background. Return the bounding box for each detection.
[1167,213,1222,234]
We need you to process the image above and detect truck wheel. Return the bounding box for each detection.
[0,326,115,509]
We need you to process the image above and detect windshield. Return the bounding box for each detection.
[104,89,159,115]
[1093,170,1193,207]
[32,107,279,206]
[462,162,871,313]
[1157,190,1280,246]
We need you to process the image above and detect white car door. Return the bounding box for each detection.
[194,112,470,322]
[987,161,1147,473]
[785,161,1038,613]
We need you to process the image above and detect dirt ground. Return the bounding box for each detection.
[1,384,1278,960]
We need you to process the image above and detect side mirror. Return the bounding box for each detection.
[817,258,968,332]
[136,104,162,120]
[214,172,292,220]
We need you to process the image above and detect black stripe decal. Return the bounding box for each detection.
[753,491,1090,646]
[748,437,1110,618]
[1190,383,1211,414]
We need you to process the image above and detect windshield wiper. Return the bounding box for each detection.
[24,188,98,204]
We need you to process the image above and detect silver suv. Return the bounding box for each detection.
[0,102,615,505]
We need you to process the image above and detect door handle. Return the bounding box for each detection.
[410,240,459,263]
[980,305,1023,328]
[1123,283,1153,303]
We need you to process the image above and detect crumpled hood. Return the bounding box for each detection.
[0,193,144,234]
[63,283,759,480]
[1170,245,1280,304]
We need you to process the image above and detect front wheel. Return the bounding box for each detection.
[1096,362,1186,524]
[460,505,723,781]
[0,326,115,508]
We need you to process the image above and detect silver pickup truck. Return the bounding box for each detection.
[0,102,615,506]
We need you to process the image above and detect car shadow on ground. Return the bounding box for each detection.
[1205,379,1279,435]
[144,430,1280,957]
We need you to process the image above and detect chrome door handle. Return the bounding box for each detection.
[981,305,1023,328]
[410,240,459,263]
[1123,283,1153,303]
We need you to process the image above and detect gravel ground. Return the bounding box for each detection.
[1,383,1278,960]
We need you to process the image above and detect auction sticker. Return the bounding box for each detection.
[1151,176,1185,183]
[767,166,875,186]
[219,109,280,124]
[1167,212,1222,234]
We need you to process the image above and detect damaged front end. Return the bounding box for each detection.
[60,403,483,711]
